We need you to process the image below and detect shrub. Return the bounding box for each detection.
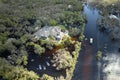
[51,49,73,70]
[0,58,39,80]
[34,44,45,55]
[41,74,54,80]
[27,42,45,56]
[49,19,58,26]
[96,51,102,61]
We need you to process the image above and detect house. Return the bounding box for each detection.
[34,26,68,41]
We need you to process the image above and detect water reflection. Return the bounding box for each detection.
[72,3,120,80]
[102,53,120,80]
[72,4,101,80]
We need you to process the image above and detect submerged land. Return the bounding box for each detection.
[0,0,86,80]
[0,0,120,80]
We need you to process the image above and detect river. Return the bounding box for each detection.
[72,3,120,80]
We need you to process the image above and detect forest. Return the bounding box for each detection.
[1,0,120,80]
[0,0,86,80]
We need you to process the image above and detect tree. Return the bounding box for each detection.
[34,44,45,55]
[27,42,45,56]
[41,74,54,80]
[51,49,73,70]
[96,51,102,61]
[0,58,39,80]
[4,39,17,54]
[69,28,81,36]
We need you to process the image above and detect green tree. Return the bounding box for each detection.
[96,51,102,61]
[34,44,45,55]
[0,58,39,80]
[27,42,45,55]
[41,74,54,80]
[51,49,73,70]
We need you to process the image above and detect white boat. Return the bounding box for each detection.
[39,65,42,70]
[46,61,50,66]
[90,38,93,44]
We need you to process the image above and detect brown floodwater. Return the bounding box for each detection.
[72,3,120,80]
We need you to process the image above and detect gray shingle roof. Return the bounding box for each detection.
[34,26,68,40]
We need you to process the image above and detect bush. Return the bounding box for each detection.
[41,74,54,80]
[60,12,85,27]
[27,42,45,56]
[51,49,73,70]
[79,34,85,41]
[49,19,58,26]
[98,16,120,40]
[0,58,39,80]
[34,44,45,55]
[0,32,9,46]
[96,51,102,61]
[21,34,33,43]
[69,28,81,36]
[4,39,17,54]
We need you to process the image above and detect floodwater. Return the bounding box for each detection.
[72,3,120,80]
[27,3,120,80]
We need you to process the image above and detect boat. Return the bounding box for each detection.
[90,38,93,44]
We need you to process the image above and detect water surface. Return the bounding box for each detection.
[72,4,120,80]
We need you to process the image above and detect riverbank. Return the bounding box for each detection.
[72,1,120,80]
[89,0,120,40]
[88,0,120,15]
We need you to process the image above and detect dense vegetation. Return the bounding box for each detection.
[98,15,120,40]
[89,0,120,40]
[0,0,86,80]
[89,0,120,15]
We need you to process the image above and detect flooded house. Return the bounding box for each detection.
[34,26,68,41]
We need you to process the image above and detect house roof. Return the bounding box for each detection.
[34,26,68,39]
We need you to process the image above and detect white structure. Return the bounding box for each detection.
[39,65,42,70]
[43,66,46,70]
[46,61,50,66]
[34,26,68,41]
[68,5,72,9]
[35,27,39,30]
[90,38,93,44]
[109,14,119,20]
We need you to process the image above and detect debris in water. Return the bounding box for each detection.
[46,61,50,66]
[39,65,42,70]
